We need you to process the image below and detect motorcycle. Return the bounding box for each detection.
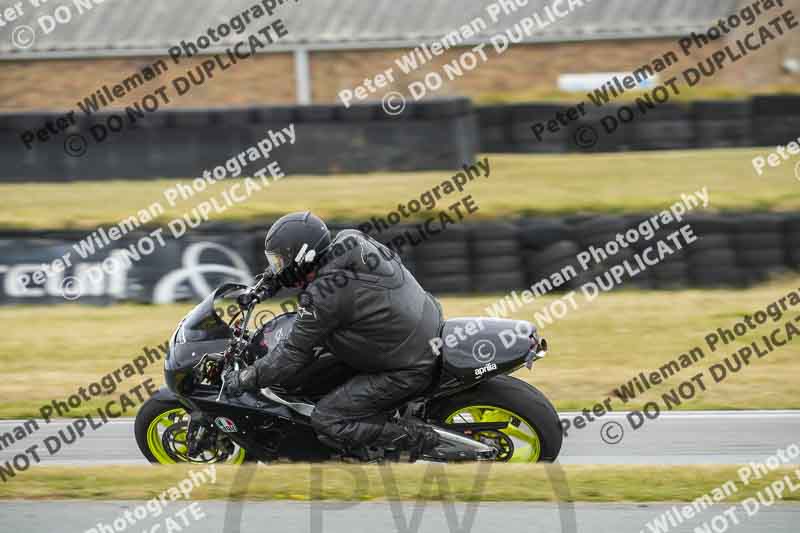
[135,273,563,464]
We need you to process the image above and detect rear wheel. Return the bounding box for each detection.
[134,397,247,464]
[428,375,562,462]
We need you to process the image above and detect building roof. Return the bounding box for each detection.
[1,0,741,59]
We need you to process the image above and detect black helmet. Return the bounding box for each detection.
[264,211,331,285]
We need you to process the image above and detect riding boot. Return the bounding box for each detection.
[374,421,440,460]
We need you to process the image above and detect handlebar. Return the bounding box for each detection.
[237,272,280,308]
[217,272,279,400]
[229,274,280,360]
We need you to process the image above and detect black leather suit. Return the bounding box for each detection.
[246,229,443,450]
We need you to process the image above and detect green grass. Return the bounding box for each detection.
[2,464,798,502]
[1,278,799,419]
[475,84,800,104]
[1,149,799,230]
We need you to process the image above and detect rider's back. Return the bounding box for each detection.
[311,229,442,372]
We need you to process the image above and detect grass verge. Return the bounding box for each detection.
[474,84,800,105]
[1,464,799,502]
[1,149,799,230]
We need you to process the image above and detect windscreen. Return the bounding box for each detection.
[179,283,246,342]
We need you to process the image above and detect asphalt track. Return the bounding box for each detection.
[2,410,799,465]
[3,501,800,533]
[3,411,800,532]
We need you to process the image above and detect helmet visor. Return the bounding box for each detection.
[265,250,287,275]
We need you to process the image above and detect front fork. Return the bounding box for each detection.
[185,411,216,458]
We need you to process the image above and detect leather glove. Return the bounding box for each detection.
[223,367,244,397]
[223,366,258,397]
[236,291,257,309]
[237,276,281,308]
[261,274,281,298]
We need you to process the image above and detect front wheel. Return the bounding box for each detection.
[134,396,247,464]
[428,375,562,462]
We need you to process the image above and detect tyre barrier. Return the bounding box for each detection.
[496,213,798,294]
[0,212,798,304]
[4,94,797,183]
[478,95,800,153]
[0,98,477,181]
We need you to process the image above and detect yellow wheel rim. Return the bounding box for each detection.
[146,407,246,464]
[444,405,542,462]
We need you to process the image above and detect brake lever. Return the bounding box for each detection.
[217,373,226,402]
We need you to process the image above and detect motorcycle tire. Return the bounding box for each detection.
[428,375,562,462]
[134,396,248,464]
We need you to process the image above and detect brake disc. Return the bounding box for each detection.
[475,429,515,462]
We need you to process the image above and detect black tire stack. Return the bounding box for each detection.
[364,212,800,297]
[649,252,690,289]
[787,215,800,270]
[468,223,526,293]
[686,217,743,288]
[518,219,583,290]
[691,101,753,148]
[410,225,472,294]
[569,104,632,153]
[630,104,693,151]
[752,95,800,147]
[475,96,800,154]
[477,105,512,153]
[509,104,568,153]
[626,214,689,289]
[573,216,649,289]
[733,214,788,284]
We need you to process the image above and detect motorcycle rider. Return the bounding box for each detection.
[224,211,442,457]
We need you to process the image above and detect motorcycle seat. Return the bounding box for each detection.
[438,317,538,381]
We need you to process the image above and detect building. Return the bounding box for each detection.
[0,0,797,111]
